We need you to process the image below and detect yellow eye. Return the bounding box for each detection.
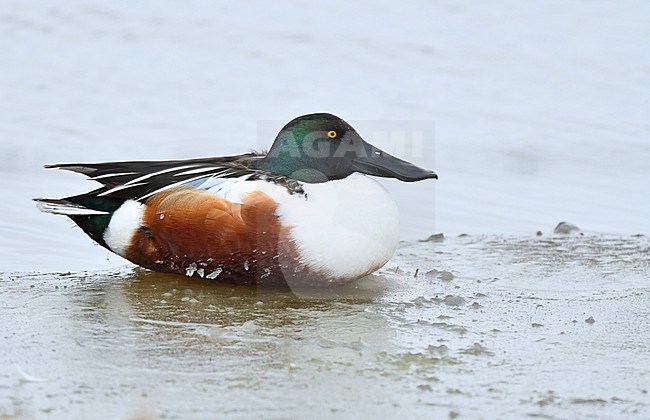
[327,130,337,139]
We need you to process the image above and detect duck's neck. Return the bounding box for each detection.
[253,157,332,184]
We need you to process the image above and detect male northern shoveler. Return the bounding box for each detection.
[36,113,437,286]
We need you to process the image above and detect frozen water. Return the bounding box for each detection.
[1,235,648,418]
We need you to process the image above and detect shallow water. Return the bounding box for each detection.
[1,0,650,418]
[2,235,649,418]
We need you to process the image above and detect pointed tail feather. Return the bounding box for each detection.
[34,198,110,216]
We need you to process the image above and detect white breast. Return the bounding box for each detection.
[206,174,400,279]
[277,174,400,280]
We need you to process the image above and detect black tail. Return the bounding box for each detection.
[35,193,126,249]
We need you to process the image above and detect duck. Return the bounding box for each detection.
[35,113,437,286]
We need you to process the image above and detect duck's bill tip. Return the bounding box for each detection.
[351,155,437,182]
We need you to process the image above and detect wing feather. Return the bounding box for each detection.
[45,153,265,200]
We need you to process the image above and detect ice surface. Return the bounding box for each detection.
[1,235,648,418]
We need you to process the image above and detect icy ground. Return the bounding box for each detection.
[2,235,649,418]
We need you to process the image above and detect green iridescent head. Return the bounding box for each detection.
[254,113,438,183]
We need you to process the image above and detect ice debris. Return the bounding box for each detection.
[206,268,223,279]
[420,233,445,242]
[185,262,197,277]
[15,365,47,383]
[425,269,454,281]
[554,221,580,234]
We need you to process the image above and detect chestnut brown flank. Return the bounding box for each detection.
[124,187,305,286]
